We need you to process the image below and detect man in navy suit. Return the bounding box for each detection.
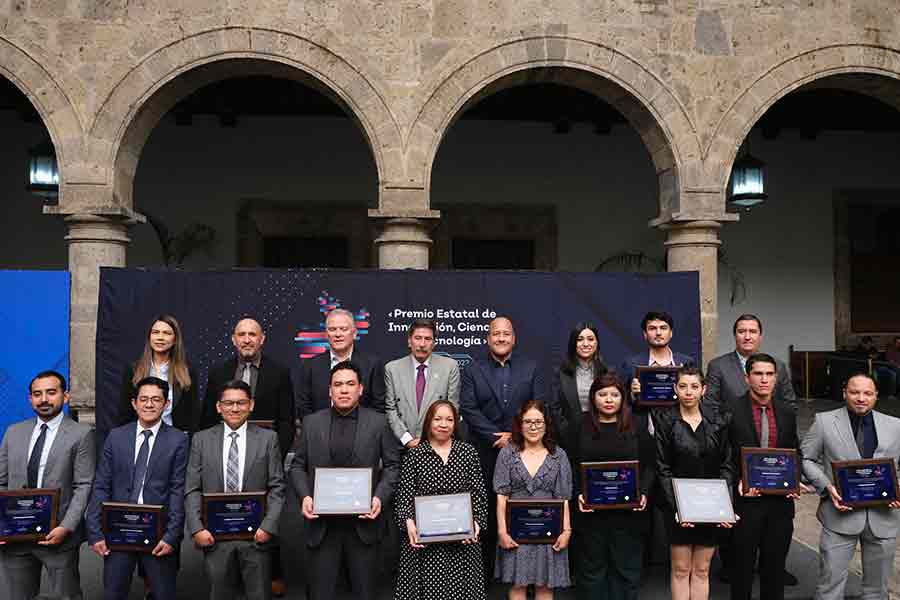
[459,315,547,575]
[87,376,188,600]
[620,310,696,407]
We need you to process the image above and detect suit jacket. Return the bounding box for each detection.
[801,407,900,538]
[184,423,285,537]
[552,361,608,455]
[458,353,547,444]
[87,421,188,547]
[619,350,695,386]
[0,416,96,546]
[297,350,386,417]
[385,353,461,443]
[290,406,401,548]
[726,393,799,515]
[202,354,294,459]
[118,363,202,433]
[705,352,796,412]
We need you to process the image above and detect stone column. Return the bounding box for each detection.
[663,220,721,367]
[65,214,130,423]
[373,218,432,269]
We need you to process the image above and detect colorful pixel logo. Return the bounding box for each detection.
[294,292,371,359]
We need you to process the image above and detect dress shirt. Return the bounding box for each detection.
[399,355,432,446]
[648,347,676,367]
[490,355,513,407]
[847,409,878,459]
[575,361,594,412]
[234,354,261,397]
[150,360,175,426]
[27,411,64,488]
[736,351,748,374]
[330,406,358,465]
[221,422,248,492]
[750,398,778,448]
[134,420,163,504]
[329,349,353,369]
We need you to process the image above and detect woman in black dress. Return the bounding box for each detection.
[394,400,488,600]
[574,373,654,600]
[655,367,735,600]
[553,322,608,457]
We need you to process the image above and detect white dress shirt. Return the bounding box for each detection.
[27,411,65,488]
[222,422,248,492]
[134,420,163,504]
[150,360,174,426]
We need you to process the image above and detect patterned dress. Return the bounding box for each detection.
[394,439,488,600]
[493,444,572,588]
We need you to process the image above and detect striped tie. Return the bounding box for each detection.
[226,432,240,492]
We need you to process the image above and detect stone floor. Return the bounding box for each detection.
[68,396,897,599]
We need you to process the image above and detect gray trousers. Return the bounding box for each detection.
[816,522,896,600]
[202,539,272,600]
[0,543,82,600]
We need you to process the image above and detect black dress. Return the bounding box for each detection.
[654,405,735,546]
[394,439,488,600]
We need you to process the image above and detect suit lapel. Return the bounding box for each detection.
[400,358,417,415]
[477,359,504,406]
[562,372,579,420]
[872,411,890,458]
[423,362,442,408]
[736,397,759,446]
[772,400,791,447]
[40,417,66,482]
[833,409,860,459]
[728,353,748,397]
[351,409,367,465]
[242,426,260,488]
[145,423,166,486]
[211,424,225,491]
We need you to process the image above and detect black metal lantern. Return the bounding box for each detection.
[728,152,767,208]
[27,140,59,199]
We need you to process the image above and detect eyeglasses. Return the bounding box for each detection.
[136,396,165,405]
[522,419,545,430]
[218,400,251,409]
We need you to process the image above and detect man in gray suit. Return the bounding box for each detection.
[385,318,461,449]
[185,379,285,600]
[0,370,95,600]
[801,373,900,600]
[705,313,797,412]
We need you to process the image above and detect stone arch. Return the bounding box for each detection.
[90,28,402,210]
[0,36,85,200]
[407,37,701,219]
[709,44,900,193]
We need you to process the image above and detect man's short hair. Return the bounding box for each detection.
[641,311,674,331]
[745,353,777,375]
[219,379,252,400]
[408,318,437,337]
[330,360,362,383]
[733,314,763,335]
[489,315,516,332]
[134,376,170,399]
[844,372,878,392]
[30,370,67,393]
[326,308,355,325]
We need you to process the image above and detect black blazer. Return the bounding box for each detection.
[290,406,401,548]
[118,363,201,433]
[553,361,608,455]
[201,354,295,459]
[725,393,799,514]
[297,350,386,417]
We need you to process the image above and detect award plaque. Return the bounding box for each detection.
[507,499,564,544]
[248,420,274,429]
[580,461,641,510]
[414,493,475,543]
[313,467,373,514]
[101,502,165,552]
[832,458,900,507]
[0,488,60,542]
[740,448,800,495]
[672,478,736,524]
[202,492,267,540]
[634,366,679,407]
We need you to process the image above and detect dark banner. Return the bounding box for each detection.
[96,268,700,433]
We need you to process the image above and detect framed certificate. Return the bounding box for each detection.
[313,467,373,514]
[0,488,60,542]
[634,366,679,407]
[101,502,165,552]
[672,478,736,524]
[832,458,899,507]
[414,493,475,544]
[202,492,267,541]
[740,448,800,495]
[580,461,641,510]
[507,499,564,544]
[248,420,274,429]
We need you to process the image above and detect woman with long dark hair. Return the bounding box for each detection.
[655,367,735,600]
[494,401,572,600]
[554,322,608,455]
[573,373,655,600]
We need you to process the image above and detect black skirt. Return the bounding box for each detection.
[664,510,722,547]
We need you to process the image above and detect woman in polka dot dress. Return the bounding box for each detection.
[394,399,488,600]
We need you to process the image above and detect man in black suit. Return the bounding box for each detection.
[297,308,386,417]
[620,310,696,408]
[201,317,293,595]
[726,353,809,600]
[291,361,401,600]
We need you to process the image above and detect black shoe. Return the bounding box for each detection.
[784,570,798,586]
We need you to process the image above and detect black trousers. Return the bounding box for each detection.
[307,519,378,600]
[730,498,793,600]
[104,551,177,600]
[475,439,500,580]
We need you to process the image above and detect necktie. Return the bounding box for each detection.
[27,424,49,489]
[759,406,769,448]
[241,363,252,385]
[131,430,153,503]
[415,363,427,412]
[226,432,240,492]
[855,418,867,458]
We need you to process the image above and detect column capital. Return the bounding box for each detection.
[372,217,434,270]
[63,213,134,246]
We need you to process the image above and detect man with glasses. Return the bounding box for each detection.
[87,377,189,600]
[186,380,285,600]
[0,370,95,600]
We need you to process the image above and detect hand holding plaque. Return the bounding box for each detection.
[202,492,267,541]
[313,468,373,515]
[506,499,564,544]
[634,366,679,407]
[580,461,641,510]
[740,448,800,496]
[831,458,900,508]
[0,488,60,543]
[672,478,736,526]
[414,493,475,544]
[101,502,165,553]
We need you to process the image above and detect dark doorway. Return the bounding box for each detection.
[263,236,349,268]
[451,238,535,269]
